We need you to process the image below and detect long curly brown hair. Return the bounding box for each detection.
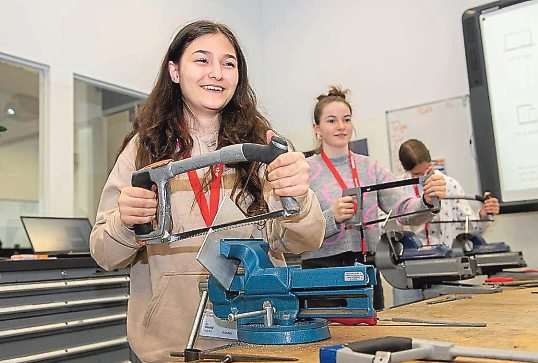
[118,20,271,216]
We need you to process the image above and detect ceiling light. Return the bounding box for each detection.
[2,94,38,121]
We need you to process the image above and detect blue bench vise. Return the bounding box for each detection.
[451,233,526,275]
[394,231,525,276]
[207,239,376,345]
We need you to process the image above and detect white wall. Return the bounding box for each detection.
[1,0,535,267]
[0,0,266,217]
[258,0,486,152]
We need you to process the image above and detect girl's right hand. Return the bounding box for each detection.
[332,195,356,223]
[118,186,158,228]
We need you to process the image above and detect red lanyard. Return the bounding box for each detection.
[321,151,366,254]
[321,151,360,192]
[186,153,223,227]
[413,184,430,246]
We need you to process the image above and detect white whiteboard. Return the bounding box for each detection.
[386,95,481,195]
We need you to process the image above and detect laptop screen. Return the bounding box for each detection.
[20,216,92,255]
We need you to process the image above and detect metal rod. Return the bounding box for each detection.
[444,195,485,202]
[186,290,208,350]
[228,308,266,322]
[378,317,486,327]
[348,208,440,228]
[453,345,538,362]
[428,220,493,224]
[263,301,274,327]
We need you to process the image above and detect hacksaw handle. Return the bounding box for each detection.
[481,193,495,221]
[131,168,155,236]
[243,136,299,215]
[131,159,173,237]
[418,170,440,211]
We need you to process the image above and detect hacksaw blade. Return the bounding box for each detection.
[169,209,286,242]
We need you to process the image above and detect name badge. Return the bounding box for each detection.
[199,309,238,340]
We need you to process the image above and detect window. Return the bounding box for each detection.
[74,76,146,223]
[0,55,44,249]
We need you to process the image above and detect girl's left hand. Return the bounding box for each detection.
[422,166,447,204]
[266,130,310,197]
[479,192,500,219]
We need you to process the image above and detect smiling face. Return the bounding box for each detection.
[314,101,353,156]
[169,32,239,119]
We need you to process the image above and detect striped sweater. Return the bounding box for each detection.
[302,152,436,260]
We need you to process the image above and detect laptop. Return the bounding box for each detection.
[20,216,92,257]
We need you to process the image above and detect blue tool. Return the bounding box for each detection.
[207,239,376,345]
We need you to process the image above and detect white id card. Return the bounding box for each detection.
[199,309,238,340]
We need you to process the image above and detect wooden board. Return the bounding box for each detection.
[167,287,538,362]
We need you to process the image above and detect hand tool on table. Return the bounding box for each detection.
[451,232,526,276]
[426,295,472,304]
[374,218,499,298]
[485,276,538,287]
[341,175,499,298]
[170,350,299,361]
[183,198,376,347]
[206,238,377,344]
[328,314,485,327]
[131,136,299,244]
[429,195,526,275]
[320,336,538,363]
[492,269,538,280]
[376,317,485,327]
[372,199,517,297]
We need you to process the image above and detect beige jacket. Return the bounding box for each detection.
[90,132,325,362]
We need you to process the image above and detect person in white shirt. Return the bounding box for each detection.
[392,139,500,306]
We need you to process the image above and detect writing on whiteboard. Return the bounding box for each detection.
[386,95,480,195]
